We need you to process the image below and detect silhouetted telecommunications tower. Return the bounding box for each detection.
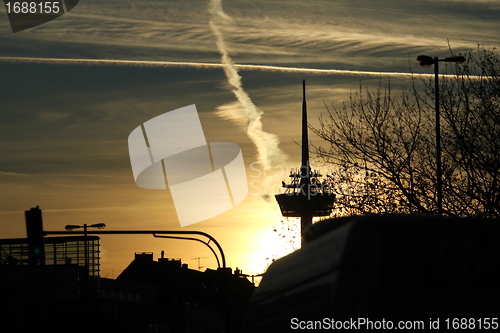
[275,80,335,246]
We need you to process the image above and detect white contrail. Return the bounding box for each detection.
[0,56,431,78]
[208,0,287,169]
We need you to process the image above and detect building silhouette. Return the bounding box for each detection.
[1,235,100,275]
[110,252,254,332]
[0,207,254,332]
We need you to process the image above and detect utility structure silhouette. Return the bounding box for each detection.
[275,80,335,246]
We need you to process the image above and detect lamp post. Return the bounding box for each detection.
[50,228,226,268]
[65,223,106,296]
[416,55,465,214]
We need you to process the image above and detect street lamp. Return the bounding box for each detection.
[65,223,106,231]
[64,223,106,270]
[49,229,226,269]
[64,223,106,297]
[416,55,466,214]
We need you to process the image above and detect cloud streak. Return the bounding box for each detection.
[208,0,287,169]
[2,0,497,73]
[0,56,434,78]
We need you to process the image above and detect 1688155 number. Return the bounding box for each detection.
[445,318,498,330]
[5,1,61,14]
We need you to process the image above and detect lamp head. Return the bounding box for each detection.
[417,55,435,67]
[444,56,466,64]
[65,224,81,231]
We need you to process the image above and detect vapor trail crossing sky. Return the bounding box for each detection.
[208,0,287,169]
[0,56,433,78]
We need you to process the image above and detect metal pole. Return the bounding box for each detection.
[83,223,89,299]
[153,234,221,268]
[434,57,443,214]
[44,230,226,268]
[83,224,88,272]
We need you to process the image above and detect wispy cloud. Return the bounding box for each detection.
[0,170,29,177]
[3,0,497,71]
[208,0,287,169]
[214,101,248,128]
[0,170,125,178]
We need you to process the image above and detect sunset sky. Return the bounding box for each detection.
[1,0,499,278]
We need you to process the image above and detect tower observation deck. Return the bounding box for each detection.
[275,81,335,246]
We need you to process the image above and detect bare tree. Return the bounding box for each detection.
[312,46,500,217]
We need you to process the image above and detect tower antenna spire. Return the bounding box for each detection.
[301,79,310,182]
[275,80,335,247]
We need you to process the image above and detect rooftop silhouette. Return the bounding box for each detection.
[0,207,254,333]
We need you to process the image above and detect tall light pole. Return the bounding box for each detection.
[52,228,226,268]
[416,55,465,214]
[65,223,106,296]
[65,223,106,274]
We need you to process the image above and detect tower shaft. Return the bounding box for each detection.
[300,80,310,186]
[300,80,311,246]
